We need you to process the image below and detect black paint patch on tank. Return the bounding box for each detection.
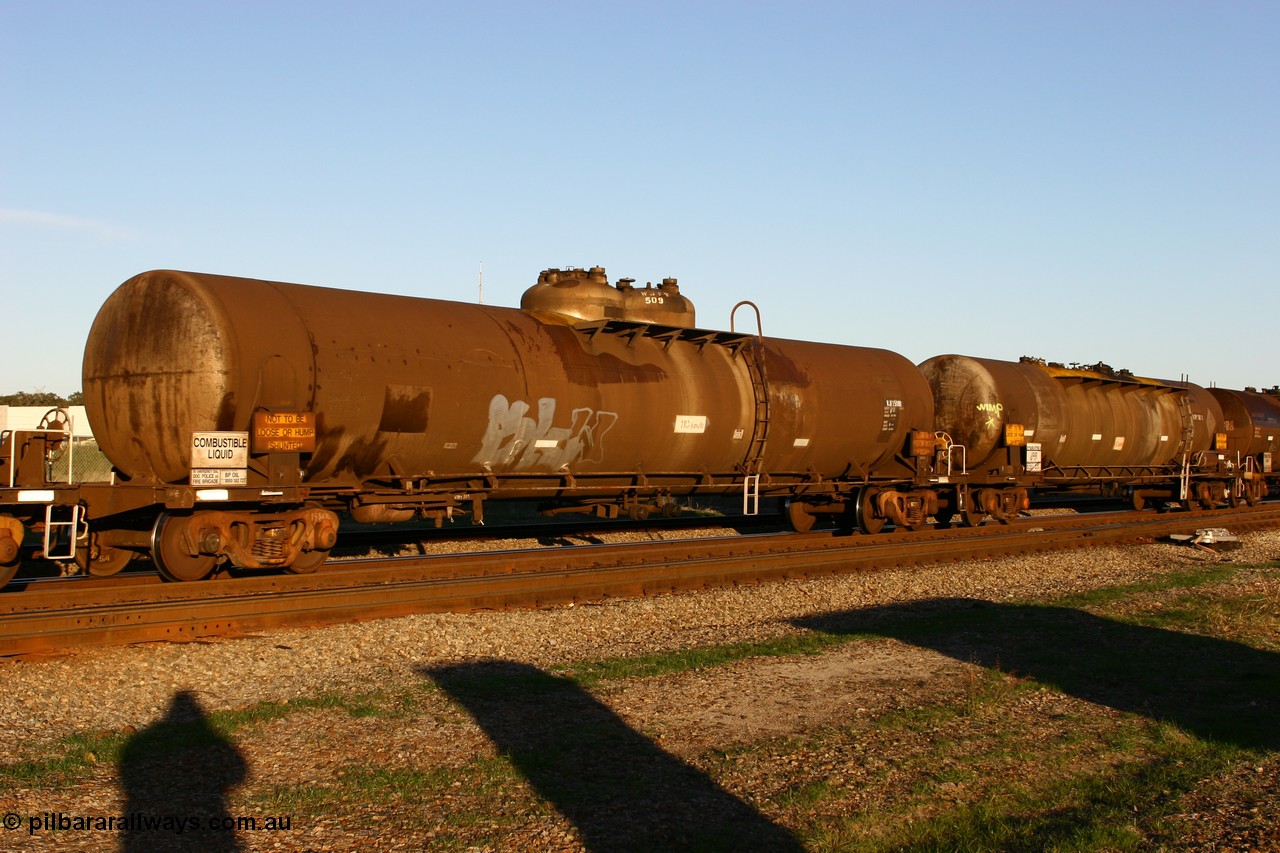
[508,320,670,387]
[379,385,432,433]
[309,410,402,479]
[755,345,808,387]
[334,434,392,479]
[305,413,339,479]
[257,356,300,410]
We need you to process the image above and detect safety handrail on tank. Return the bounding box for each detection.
[730,301,771,476]
[1234,454,1259,503]
[939,434,967,476]
[730,301,764,339]
[59,411,75,486]
[43,412,76,487]
[2,430,12,489]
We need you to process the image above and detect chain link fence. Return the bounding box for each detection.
[46,438,116,483]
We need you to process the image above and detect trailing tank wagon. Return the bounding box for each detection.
[1,266,1276,587]
[919,355,1267,519]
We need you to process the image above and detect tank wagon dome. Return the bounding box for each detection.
[521,267,695,327]
[616,276,696,327]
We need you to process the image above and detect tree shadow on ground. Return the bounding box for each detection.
[421,659,805,852]
[118,690,247,852]
[794,599,1280,751]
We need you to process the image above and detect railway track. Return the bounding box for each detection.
[2,511,775,591]
[3,505,1278,657]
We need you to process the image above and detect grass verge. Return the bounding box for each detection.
[2,558,1276,851]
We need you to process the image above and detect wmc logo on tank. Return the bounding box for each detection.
[190,432,249,486]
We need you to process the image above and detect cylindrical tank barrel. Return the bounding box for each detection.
[919,355,1217,477]
[1048,369,1181,468]
[83,270,932,492]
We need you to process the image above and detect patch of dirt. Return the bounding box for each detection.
[606,639,971,753]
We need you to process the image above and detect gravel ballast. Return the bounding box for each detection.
[3,529,1273,759]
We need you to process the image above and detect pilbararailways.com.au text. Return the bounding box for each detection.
[5,811,293,836]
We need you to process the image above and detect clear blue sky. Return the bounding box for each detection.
[2,1,1275,396]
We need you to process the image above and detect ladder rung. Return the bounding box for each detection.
[42,504,83,561]
[742,474,761,516]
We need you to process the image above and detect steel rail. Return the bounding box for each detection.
[3,506,1278,657]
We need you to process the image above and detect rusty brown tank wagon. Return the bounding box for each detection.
[72,268,952,581]
[3,265,1279,588]
[918,354,1261,519]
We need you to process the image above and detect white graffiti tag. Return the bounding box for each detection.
[472,395,619,470]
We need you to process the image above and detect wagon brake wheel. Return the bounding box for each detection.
[151,514,218,582]
[38,408,70,460]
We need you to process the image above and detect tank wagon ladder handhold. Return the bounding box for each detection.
[1177,452,1192,503]
[1234,455,1266,507]
[1177,395,1197,454]
[41,504,83,561]
[731,301,770,515]
[927,433,980,527]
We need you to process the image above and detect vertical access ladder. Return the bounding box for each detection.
[732,301,769,514]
